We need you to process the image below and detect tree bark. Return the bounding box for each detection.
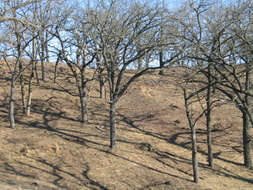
[158,50,164,75]
[206,64,213,168]
[243,111,252,168]
[40,29,46,81]
[79,89,88,122]
[19,61,26,114]
[53,56,60,83]
[45,30,49,63]
[191,125,199,183]
[184,89,199,183]
[9,75,16,129]
[243,62,252,169]
[79,69,88,122]
[26,34,36,116]
[26,70,34,116]
[34,59,40,85]
[110,100,116,149]
[99,73,106,99]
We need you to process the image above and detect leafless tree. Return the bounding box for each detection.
[88,0,181,148]
[53,5,97,122]
[0,0,39,128]
[174,0,253,168]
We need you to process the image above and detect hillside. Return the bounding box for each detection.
[0,64,252,190]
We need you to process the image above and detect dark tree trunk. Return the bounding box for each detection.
[9,75,16,129]
[243,111,252,168]
[79,90,88,122]
[99,73,106,99]
[45,30,49,63]
[26,35,36,116]
[109,100,116,149]
[243,63,252,169]
[41,45,45,81]
[34,60,40,85]
[40,29,46,81]
[145,52,150,69]
[158,50,164,75]
[206,64,213,168]
[191,125,199,183]
[19,61,26,114]
[137,57,142,70]
[79,69,88,122]
[54,56,60,83]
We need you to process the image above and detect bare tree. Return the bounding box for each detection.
[174,0,253,168]
[53,5,97,122]
[88,0,180,148]
[0,0,38,128]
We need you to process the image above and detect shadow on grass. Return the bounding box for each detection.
[117,112,253,185]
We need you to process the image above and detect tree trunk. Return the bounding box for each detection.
[19,61,26,114]
[9,75,16,129]
[79,69,88,122]
[34,60,40,85]
[54,56,60,83]
[99,73,106,99]
[191,125,199,183]
[41,47,45,81]
[26,70,34,116]
[158,50,164,75]
[137,57,142,70]
[110,100,116,149]
[145,52,150,69]
[244,62,252,169]
[26,35,36,116]
[184,89,199,183]
[79,86,88,122]
[40,29,46,81]
[206,64,213,167]
[45,30,49,63]
[243,111,252,168]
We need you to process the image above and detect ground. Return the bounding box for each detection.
[0,64,252,190]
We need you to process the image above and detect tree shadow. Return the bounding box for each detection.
[117,112,253,185]
[138,181,171,190]
[6,158,108,190]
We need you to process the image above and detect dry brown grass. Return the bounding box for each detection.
[0,63,253,190]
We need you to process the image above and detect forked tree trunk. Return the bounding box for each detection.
[184,89,199,183]
[110,100,116,149]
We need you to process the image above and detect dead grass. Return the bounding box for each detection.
[0,64,253,190]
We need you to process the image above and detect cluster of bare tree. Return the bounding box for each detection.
[175,0,253,182]
[0,0,252,183]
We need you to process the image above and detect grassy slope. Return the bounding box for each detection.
[0,64,252,190]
